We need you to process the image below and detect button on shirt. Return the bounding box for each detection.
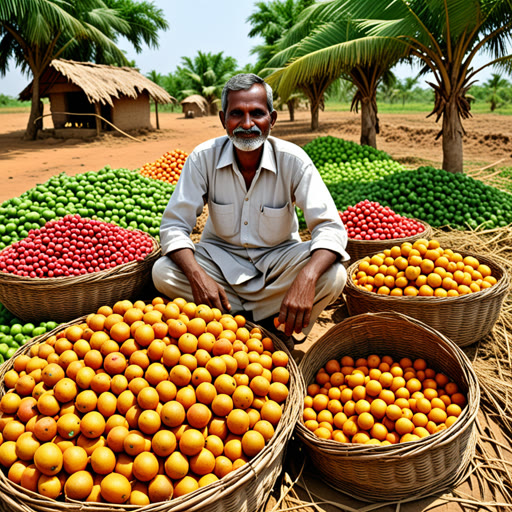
[160,135,349,286]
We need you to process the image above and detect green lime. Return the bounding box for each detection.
[0,343,9,356]
[22,323,35,335]
[6,347,17,358]
[9,324,22,336]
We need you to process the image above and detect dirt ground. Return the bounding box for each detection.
[1,108,511,510]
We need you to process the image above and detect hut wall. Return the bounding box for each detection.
[49,93,68,128]
[181,103,204,118]
[112,94,151,131]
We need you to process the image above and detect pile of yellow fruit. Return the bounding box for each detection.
[352,238,497,297]
[304,354,466,445]
[0,298,290,504]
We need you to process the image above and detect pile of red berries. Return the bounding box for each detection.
[0,215,154,278]
[340,200,426,240]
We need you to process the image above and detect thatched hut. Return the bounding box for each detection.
[180,95,209,118]
[19,59,175,137]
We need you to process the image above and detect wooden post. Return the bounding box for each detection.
[94,103,101,136]
[155,100,160,130]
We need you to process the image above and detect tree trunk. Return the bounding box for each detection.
[310,101,319,131]
[442,100,464,173]
[360,97,377,148]
[287,100,295,122]
[25,75,41,140]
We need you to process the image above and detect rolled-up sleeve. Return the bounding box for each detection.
[293,162,350,262]
[160,155,207,256]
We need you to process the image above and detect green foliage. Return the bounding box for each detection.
[0,94,30,107]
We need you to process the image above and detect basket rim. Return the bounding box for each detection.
[345,249,511,304]
[0,230,161,287]
[295,311,480,457]
[345,218,431,246]
[0,315,305,512]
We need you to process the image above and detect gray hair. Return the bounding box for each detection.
[221,73,274,113]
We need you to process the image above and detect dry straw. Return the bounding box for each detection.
[0,318,304,512]
[0,232,162,324]
[344,249,510,347]
[346,219,432,262]
[295,311,480,503]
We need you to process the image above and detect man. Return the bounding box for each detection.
[152,73,349,345]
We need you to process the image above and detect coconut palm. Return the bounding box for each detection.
[396,76,420,106]
[0,0,168,139]
[247,0,315,72]
[177,51,238,115]
[338,0,512,173]
[264,2,409,141]
[484,73,510,111]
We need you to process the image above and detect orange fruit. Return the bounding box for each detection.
[64,470,94,500]
[164,451,189,480]
[100,473,131,504]
[179,428,205,456]
[133,451,159,482]
[33,442,63,476]
[90,446,116,474]
[80,411,106,439]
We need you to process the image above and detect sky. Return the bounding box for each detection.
[0,0,502,98]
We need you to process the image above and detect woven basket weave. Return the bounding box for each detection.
[296,312,480,502]
[344,250,510,347]
[346,219,431,262]
[0,232,162,324]
[0,318,304,512]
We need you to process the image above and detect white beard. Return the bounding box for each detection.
[229,133,269,151]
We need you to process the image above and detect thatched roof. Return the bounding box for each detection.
[19,59,175,106]
[181,94,208,114]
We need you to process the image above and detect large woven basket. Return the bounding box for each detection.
[346,219,431,262]
[297,312,480,502]
[0,318,304,512]
[0,232,162,324]
[344,250,510,347]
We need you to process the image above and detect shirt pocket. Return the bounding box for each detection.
[209,200,238,238]
[259,203,293,245]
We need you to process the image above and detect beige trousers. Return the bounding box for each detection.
[152,245,346,336]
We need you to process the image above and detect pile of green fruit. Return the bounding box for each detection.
[0,304,58,362]
[0,167,174,250]
[361,166,512,229]
[303,135,392,165]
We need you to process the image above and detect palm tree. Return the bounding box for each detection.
[339,0,512,173]
[177,51,238,115]
[484,74,510,111]
[247,0,315,72]
[0,0,168,140]
[247,0,315,120]
[396,76,420,106]
[264,2,409,142]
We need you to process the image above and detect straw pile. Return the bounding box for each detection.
[267,226,512,511]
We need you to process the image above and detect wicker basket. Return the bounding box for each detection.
[296,312,480,502]
[344,250,510,347]
[0,232,162,324]
[0,318,304,512]
[346,219,432,262]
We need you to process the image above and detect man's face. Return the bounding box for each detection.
[220,84,277,152]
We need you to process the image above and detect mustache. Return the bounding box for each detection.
[233,126,262,136]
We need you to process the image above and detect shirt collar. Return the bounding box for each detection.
[216,137,277,174]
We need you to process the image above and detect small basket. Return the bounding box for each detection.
[296,312,480,502]
[346,219,432,262]
[344,250,510,347]
[0,318,304,512]
[0,232,162,324]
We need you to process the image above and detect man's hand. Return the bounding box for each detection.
[169,248,231,313]
[278,249,338,337]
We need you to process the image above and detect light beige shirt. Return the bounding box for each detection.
[160,135,349,285]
